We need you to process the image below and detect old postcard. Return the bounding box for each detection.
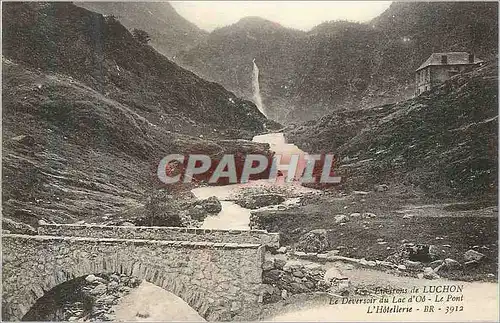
[2,1,498,322]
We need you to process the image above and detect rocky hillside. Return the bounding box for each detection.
[75,2,207,58]
[3,2,269,136]
[177,17,305,111]
[177,2,498,123]
[2,2,272,226]
[287,62,498,201]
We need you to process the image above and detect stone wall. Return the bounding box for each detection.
[2,234,265,321]
[261,258,329,304]
[37,224,280,248]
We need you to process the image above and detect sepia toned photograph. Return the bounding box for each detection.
[1,1,498,322]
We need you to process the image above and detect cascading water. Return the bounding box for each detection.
[252,58,267,117]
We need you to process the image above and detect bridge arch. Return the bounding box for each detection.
[3,234,265,321]
[8,258,212,321]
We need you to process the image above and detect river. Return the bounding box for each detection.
[192,132,313,230]
[113,133,499,322]
[113,132,313,321]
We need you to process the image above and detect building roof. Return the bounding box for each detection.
[416,52,484,71]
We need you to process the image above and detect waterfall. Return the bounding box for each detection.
[252,58,267,117]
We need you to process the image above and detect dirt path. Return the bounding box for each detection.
[266,262,499,322]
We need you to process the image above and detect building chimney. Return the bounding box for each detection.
[441,55,448,65]
[469,53,474,63]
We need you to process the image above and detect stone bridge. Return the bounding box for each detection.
[2,224,280,321]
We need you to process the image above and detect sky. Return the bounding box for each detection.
[170,1,392,32]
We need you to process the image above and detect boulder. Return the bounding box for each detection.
[292,269,305,278]
[429,259,444,269]
[263,269,282,283]
[404,260,423,270]
[103,314,116,321]
[276,246,287,254]
[337,280,350,294]
[324,267,347,282]
[374,184,389,192]
[193,196,222,214]
[283,260,303,273]
[334,214,349,224]
[120,222,135,226]
[423,267,440,280]
[90,284,107,295]
[360,258,369,266]
[38,219,49,225]
[428,245,446,259]
[464,260,480,267]
[262,259,275,271]
[237,193,285,209]
[288,282,309,294]
[305,281,315,289]
[108,281,119,291]
[274,259,287,270]
[303,263,325,276]
[294,251,307,257]
[137,190,187,226]
[98,295,116,305]
[85,274,98,283]
[93,276,108,284]
[433,261,447,273]
[109,274,120,282]
[296,229,330,253]
[187,206,207,221]
[464,249,485,262]
[389,243,438,263]
[10,134,36,147]
[261,284,281,304]
[444,258,461,269]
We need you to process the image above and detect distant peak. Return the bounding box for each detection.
[235,16,283,28]
[238,16,271,22]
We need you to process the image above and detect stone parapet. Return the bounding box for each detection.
[37,224,280,247]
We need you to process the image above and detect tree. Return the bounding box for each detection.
[132,28,151,45]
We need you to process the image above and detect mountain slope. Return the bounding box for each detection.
[287,63,498,200]
[75,1,207,58]
[3,2,267,137]
[2,2,272,226]
[178,2,498,123]
[177,17,306,119]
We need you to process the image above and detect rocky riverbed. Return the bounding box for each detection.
[24,273,141,321]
